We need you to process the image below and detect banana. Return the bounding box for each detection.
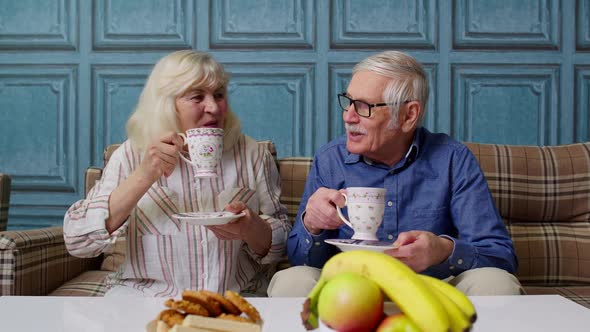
[425,281,472,332]
[419,274,477,323]
[301,250,450,332]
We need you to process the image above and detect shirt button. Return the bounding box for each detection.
[449,266,455,270]
[314,242,321,246]
[387,234,394,240]
[458,259,463,265]
[387,201,393,207]
[202,273,208,279]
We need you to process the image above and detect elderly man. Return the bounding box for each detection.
[267,50,523,297]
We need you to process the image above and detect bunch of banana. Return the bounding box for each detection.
[301,250,477,332]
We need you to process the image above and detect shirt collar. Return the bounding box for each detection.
[344,127,423,166]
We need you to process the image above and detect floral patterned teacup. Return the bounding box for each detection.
[179,128,223,177]
[336,187,386,241]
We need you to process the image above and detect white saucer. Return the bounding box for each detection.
[325,238,397,253]
[172,211,245,226]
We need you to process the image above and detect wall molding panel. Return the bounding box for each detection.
[211,0,314,49]
[331,0,436,49]
[575,66,590,141]
[93,0,192,50]
[0,65,78,192]
[91,65,150,164]
[577,0,590,50]
[226,64,315,157]
[0,1,587,229]
[0,65,79,230]
[454,0,560,49]
[0,0,77,50]
[453,65,559,145]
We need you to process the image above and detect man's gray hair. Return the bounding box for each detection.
[353,51,429,128]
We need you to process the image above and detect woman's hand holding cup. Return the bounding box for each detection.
[138,132,184,183]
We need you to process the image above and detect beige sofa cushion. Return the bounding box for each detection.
[50,270,110,296]
[0,227,102,296]
[279,157,313,222]
[524,286,590,308]
[507,221,590,286]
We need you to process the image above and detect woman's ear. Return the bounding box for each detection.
[401,101,421,132]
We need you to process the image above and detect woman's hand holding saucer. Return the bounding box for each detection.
[207,201,272,256]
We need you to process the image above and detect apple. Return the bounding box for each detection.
[318,272,384,332]
[375,313,420,332]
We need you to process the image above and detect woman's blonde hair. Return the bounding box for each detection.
[126,50,241,151]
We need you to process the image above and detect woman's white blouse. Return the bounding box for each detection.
[63,135,290,297]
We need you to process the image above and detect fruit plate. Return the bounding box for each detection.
[172,211,245,226]
[325,238,397,253]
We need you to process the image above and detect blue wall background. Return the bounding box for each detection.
[0,0,589,230]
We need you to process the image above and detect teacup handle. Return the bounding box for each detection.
[335,193,354,229]
[177,133,192,164]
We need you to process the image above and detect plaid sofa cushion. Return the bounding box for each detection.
[278,157,313,223]
[508,221,590,286]
[465,142,590,222]
[0,227,102,295]
[100,237,126,272]
[466,142,590,287]
[85,167,103,198]
[49,270,109,296]
[525,286,590,309]
[0,173,10,232]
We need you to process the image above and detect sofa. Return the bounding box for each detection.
[1,141,589,309]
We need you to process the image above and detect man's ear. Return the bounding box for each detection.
[401,101,421,132]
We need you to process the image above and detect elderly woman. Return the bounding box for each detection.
[64,50,290,297]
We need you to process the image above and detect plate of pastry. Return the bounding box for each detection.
[172,211,245,226]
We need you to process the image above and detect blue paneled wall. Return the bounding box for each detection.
[0,0,588,229]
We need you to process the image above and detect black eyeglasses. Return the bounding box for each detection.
[337,93,411,118]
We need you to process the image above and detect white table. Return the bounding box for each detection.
[0,295,589,331]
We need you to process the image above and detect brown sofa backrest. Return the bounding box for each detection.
[278,157,313,221]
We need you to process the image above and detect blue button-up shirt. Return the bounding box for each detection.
[287,127,517,279]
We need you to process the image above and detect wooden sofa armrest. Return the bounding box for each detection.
[0,173,11,232]
[0,226,102,295]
